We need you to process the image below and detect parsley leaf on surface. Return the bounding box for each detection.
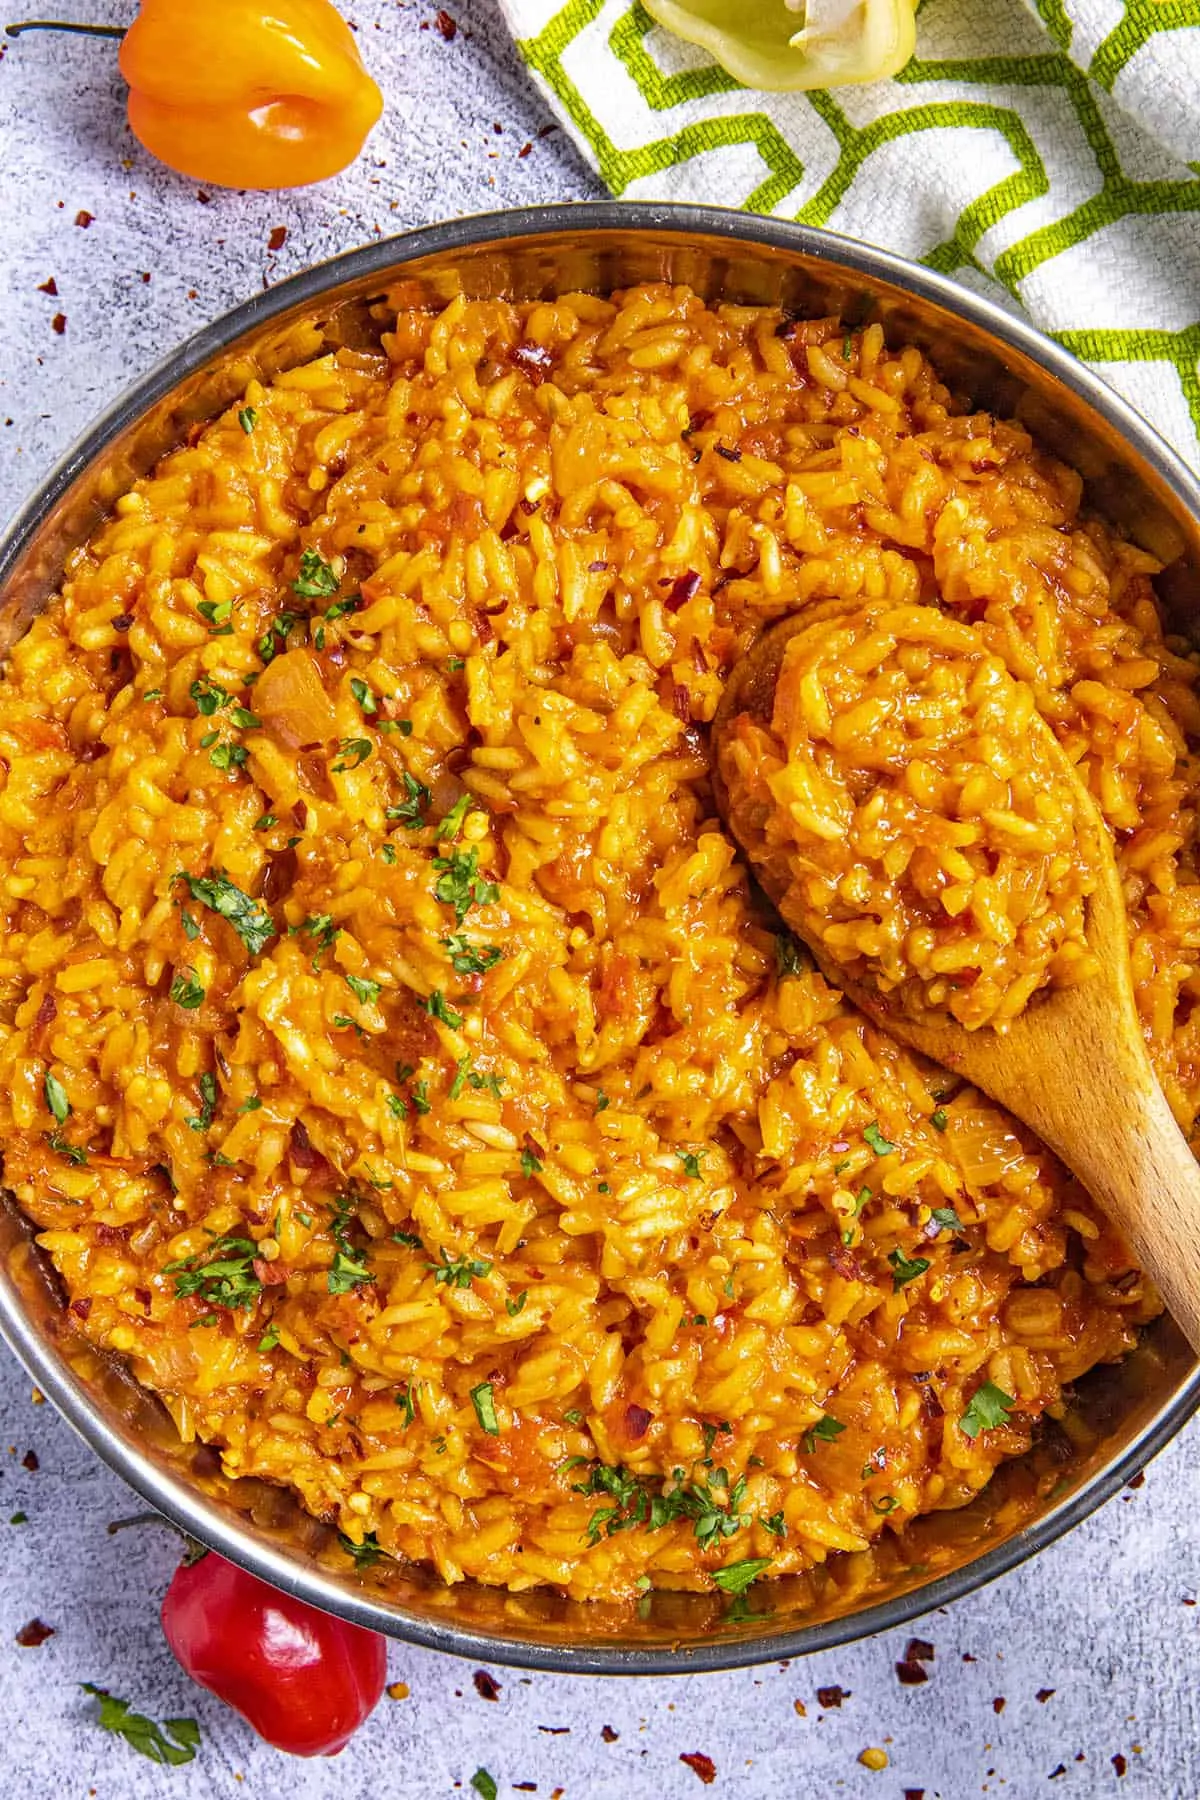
[170,969,205,1010]
[471,1381,500,1435]
[292,548,338,599]
[888,1247,931,1291]
[165,1234,260,1311]
[864,1122,897,1156]
[960,1381,1016,1439]
[81,1685,200,1767]
[711,1557,771,1597]
[175,871,275,957]
[44,1071,70,1124]
[801,1414,845,1454]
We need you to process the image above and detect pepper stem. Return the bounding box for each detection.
[106,1511,209,1564]
[5,19,125,37]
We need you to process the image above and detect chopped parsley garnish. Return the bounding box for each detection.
[44,1071,70,1124]
[180,908,200,941]
[349,676,377,716]
[197,598,233,635]
[676,1149,703,1180]
[170,969,205,1010]
[296,912,339,969]
[872,1495,898,1514]
[520,1146,543,1177]
[930,1107,949,1132]
[386,1090,408,1120]
[189,677,228,716]
[141,688,163,701]
[344,973,381,1007]
[864,1122,897,1156]
[323,595,361,624]
[45,1130,88,1165]
[424,989,463,1028]
[338,1530,384,1568]
[506,1291,528,1317]
[252,812,278,831]
[332,736,372,772]
[801,1414,845,1454]
[471,1380,500,1435]
[930,1207,964,1233]
[238,407,257,434]
[446,656,465,672]
[449,1056,473,1100]
[208,740,248,772]
[328,1249,374,1295]
[396,1381,418,1428]
[175,871,275,956]
[185,1072,219,1134]
[470,1771,498,1800]
[80,1685,200,1767]
[165,1234,260,1310]
[888,1247,931,1290]
[386,771,431,829]
[10,1512,27,1525]
[433,844,498,924]
[595,1091,610,1113]
[292,548,338,599]
[711,1557,771,1597]
[257,608,301,663]
[229,705,260,730]
[761,1510,786,1537]
[393,1228,423,1248]
[410,1079,431,1116]
[428,1249,492,1289]
[441,933,502,975]
[258,1324,280,1352]
[575,1461,754,1549]
[436,794,474,841]
[960,1381,1016,1439]
[775,932,807,979]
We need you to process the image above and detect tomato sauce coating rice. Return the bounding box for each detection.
[0,285,1190,1601]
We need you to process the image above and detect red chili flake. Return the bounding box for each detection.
[536,1725,569,1735]
[1126,1470,1145,1490]
[523,1132,547,1163]
[588,560,610,573]
[196,190,211,204]
[664,570,701,613]
[435,7,457,36]
[472,608,495,649]
[513,1787,537,1793]
[903,1792,926,1800]
[1036,1688,1056,1703]
[511,341,554,384]
[601,1726,619,1742]
[473,1670,502,1702]
[75,210,94,228]
[94,1223,130,1246]
[37,276,58,295]
[993,1697,1006,1714]
[69,1296,93,1322]
[1112,1754,1127,1777]
[141,271,152,284]
[895,1660,928,1686]
[671,683,691,724]
[518,142,532,158]
[21,1450,38,1472]
[133,1287,152,1312]
[962,1652,977,1663]
[1183,1595,1197,1606]
[32,989,57,1040]
[492,121,503,135]
[625,1403,653,1440]
[112,613,133,632]
[520,496,539,515]
[51,313,66,335]
[679,1753,716,1786]
[714,443,742,463]
[1048,1766,1067,1780]
[267,226,288,252]
[290,1119,320,1169]
[905,1638,934,1663]
[252,1259,291,1287]
[15,1618,54,1647]
[816,1685,850,1709]
[537,122,557,137]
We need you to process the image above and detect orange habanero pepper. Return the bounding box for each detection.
[117,0,383,189]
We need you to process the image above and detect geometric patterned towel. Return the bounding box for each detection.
[504,0,1200,466]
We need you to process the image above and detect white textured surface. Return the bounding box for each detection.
[1,6,1199,1795]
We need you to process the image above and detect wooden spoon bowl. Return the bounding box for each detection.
[713,611,1200,1353]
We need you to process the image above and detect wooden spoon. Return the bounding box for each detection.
[712,612,1200,1354]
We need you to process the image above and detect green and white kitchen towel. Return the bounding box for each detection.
[502,0,1200,464]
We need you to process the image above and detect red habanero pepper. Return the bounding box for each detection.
[161,1550,387,1757]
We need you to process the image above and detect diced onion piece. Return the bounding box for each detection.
[253,648,338,750]
[640,0,917,92]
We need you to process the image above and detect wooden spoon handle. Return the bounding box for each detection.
[996,1032,1200,1353]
